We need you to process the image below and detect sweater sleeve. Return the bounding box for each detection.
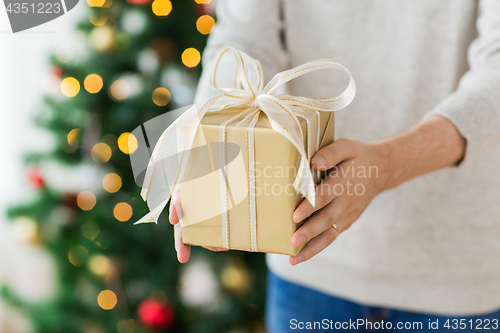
[193,0,287,104]
[424,0,500,165]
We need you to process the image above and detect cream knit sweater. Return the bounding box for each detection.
[194,0,500,315]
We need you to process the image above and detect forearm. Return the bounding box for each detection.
[374,115,467,191]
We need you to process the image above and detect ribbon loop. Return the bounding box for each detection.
[136,46,355,236]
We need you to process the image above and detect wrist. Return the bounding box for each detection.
[369,139,400,193]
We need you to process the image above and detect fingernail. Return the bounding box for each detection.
[313,156,326,168]
[297,235,306,247]
[294,255,304,265]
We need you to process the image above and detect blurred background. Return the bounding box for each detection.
[0,0,268,332]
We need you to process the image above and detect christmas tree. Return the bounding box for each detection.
[2,0,268,332]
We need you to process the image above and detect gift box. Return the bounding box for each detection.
[136,46,355,256]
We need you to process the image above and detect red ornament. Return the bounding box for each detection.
[52,66,63,78]
[126,0,152,5]
[27,167,45,189]
[137,299,175,330]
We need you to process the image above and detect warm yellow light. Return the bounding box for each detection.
[97,290,117,310]
[68,245,89,266]
[61,77,80,97]
[91,143,112,163]
[87,0,106,7]
[114,202,133,222]
[181,48,201,68]
[89,26,114,52]
[67,128,81,147]
[89,13,108,26]
[196,15,215,35]
[89,255,110,275]
[152,0,172,17]
[103,173,122,193]
[152,87,171,106]
[195,0,211,3]
[117,319,135,333]
[12,217,39,243]
[77,191,96,211]
[84,74,103,94]
[109,79,130,100]
[81,221,100,240]
[117,133,138,154]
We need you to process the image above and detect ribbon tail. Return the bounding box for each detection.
[134,199,169,225]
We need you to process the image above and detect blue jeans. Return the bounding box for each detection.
[266,271,500,332]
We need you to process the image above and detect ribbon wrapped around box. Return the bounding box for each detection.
[135,46,356,256]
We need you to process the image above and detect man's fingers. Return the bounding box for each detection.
[311,138,358,171]
[169,187,182,225]
[289,226,339,265]
[291,201,342,248]
[174,223,190,263]
[293,176,343,222]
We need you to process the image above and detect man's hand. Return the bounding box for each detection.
[290,138,391,265]
[289,115,466,265]
[169,188,227,263]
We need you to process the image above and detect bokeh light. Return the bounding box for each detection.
[12,217,39,243]
[87,0,106,7]
[97,290,117,310]
[152,87,171,106]
[67,128,81,148]
[109,79,130,100]
[89,26,114,52]
[114,202,133,222]
[196,15,215,35]
[77,191,96,211]
[89,13,108,26]
[91,143,112,163]
[84,74,104,94]
[117,132,138,154]
[68,245,89,266]
[103,173,122,193]
[195,0,211,3]
[82,221,100,240]
[89,255,110,276]
[61,77,80,97]
[117,319,135,333]
[152,0,172,17]
[181,48,201,68]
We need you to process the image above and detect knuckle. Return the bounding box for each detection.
[326,227,337,243]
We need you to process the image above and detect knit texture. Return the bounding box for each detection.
[194,0,500,315]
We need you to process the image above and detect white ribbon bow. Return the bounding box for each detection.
[136,46,355,226]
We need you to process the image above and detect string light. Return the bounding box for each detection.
[89,26,114,52]
[81,221,100,240]
[97,290,117,310]
[68,245,89,266]
[195,0,211,3]
[89,255,110,276]
[91,143,112,163]
[152,0,172,17]
[109,79,130,100]
[61,77,80,97]
[84,74,103,94]
[114,202,133,222]
[181,48,201,68]
[152,87,171,106]
[103,173,122,193]
[77,191,96,211]
[12,217,39,243]
[117,132,138,154]
[67,128,81,147]
[196,15,215,35]
[117,319,135,333]
[87,0,106,7]
[89,13,108,26]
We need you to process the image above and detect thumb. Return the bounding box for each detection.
[311,138,356,170]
